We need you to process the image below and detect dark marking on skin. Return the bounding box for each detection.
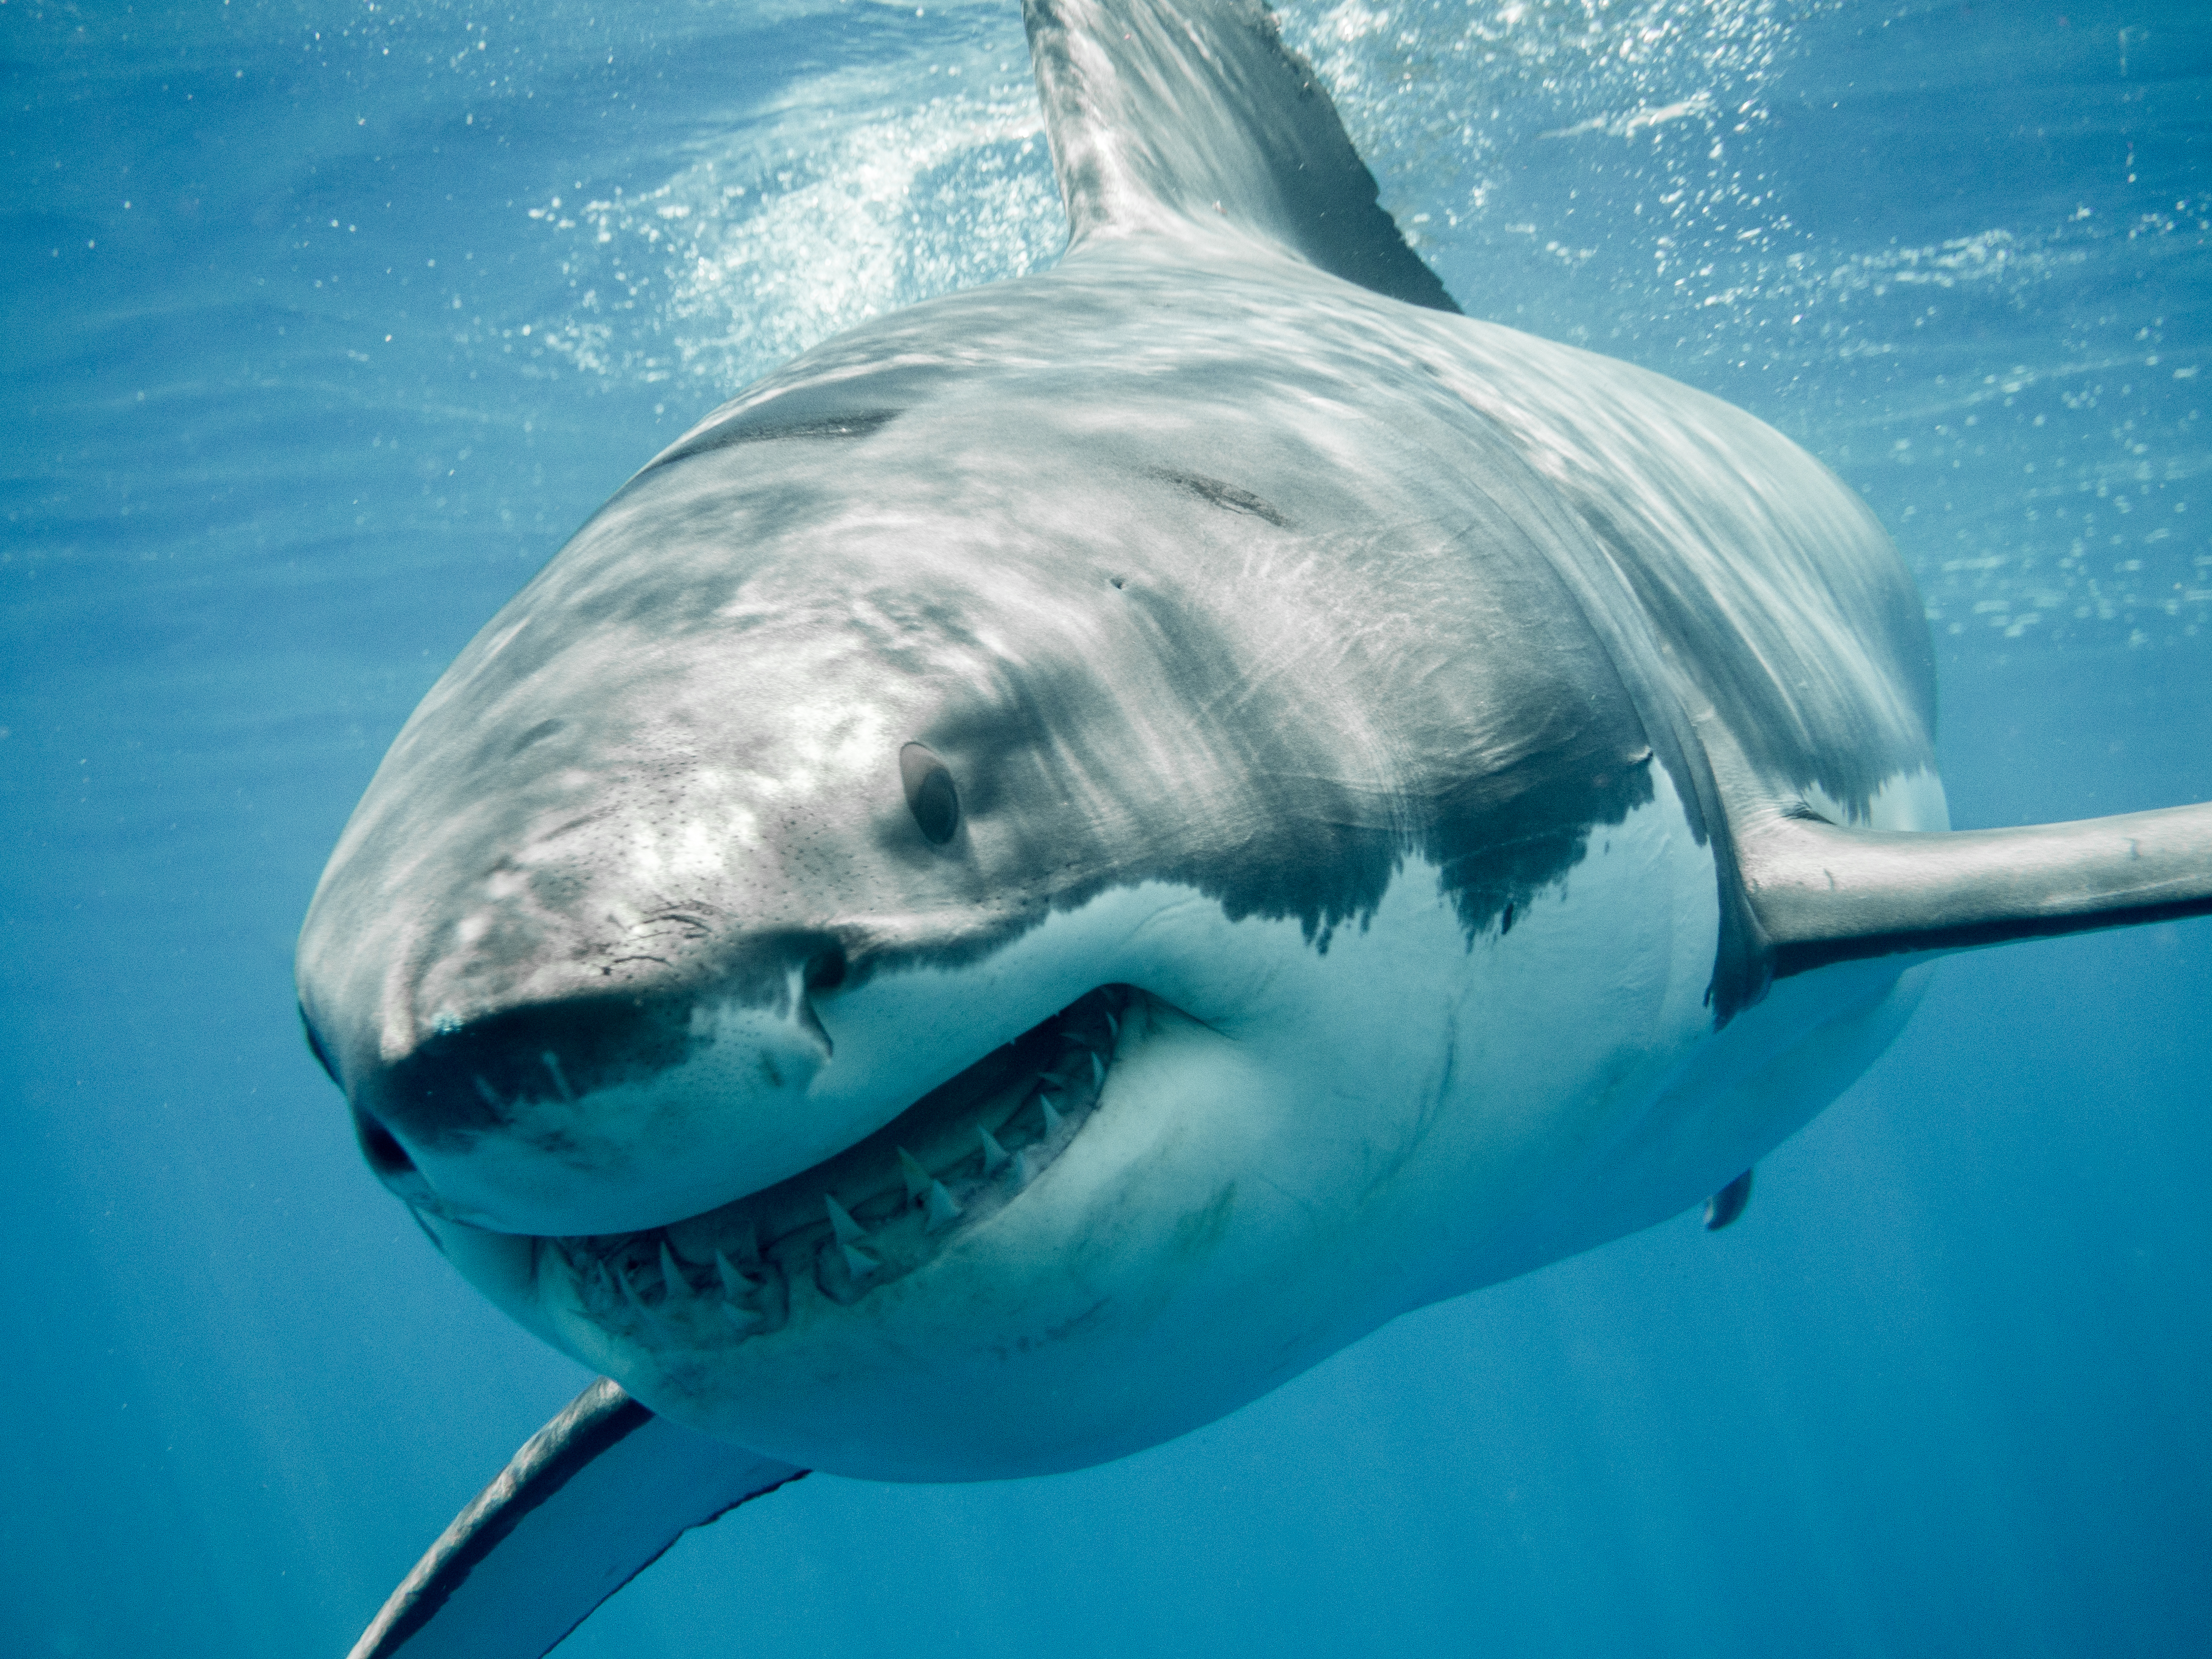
[1150,468,1292,527]
[1037,1298,1113,1347]
[628,364,954,481]
[643,410,900,474]
[538,806,617,845]
[1703,1167,1754,1230]
[1171,1183,1237,1262]
[510,719,565,757]
[1357,1034,1453,1210]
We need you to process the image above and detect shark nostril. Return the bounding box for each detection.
[355,1109,418,1180]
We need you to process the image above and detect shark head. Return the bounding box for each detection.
[295,294,1715,1480]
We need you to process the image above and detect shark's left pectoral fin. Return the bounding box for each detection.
[348,1379,805,1659]
[1741,799,2212,979]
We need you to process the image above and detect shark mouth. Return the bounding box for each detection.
[541,985,1135,1344]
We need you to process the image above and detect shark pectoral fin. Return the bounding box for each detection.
[348,1379,805,1659]
[1703,1168,1754,1231]
[1740,800,2212,980]
[1022,0,1460,312]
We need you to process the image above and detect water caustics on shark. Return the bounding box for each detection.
[293,3,2212,1655]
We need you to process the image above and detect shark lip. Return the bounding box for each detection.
[540,984,1137,1342]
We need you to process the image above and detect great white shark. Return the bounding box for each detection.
[297,2,2212,1653]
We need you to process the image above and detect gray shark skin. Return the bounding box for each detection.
[302,2,2212,1654]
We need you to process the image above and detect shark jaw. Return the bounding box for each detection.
[549,983,1134,1344]
[417,978,1331,1482]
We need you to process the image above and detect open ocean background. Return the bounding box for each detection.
[4,1,2209,1653]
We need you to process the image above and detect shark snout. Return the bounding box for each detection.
[361,992,699,1150]
[330,937,860,1235]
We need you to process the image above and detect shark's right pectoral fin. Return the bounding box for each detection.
[348,1379,805,1659]
[1740,799,2212,980]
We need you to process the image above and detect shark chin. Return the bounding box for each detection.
[422,985,1352,1482]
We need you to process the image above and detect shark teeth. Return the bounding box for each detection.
[713,1250,752,1300]
[823,1194,868,1246]
[924,1179,962,1232]
[827,1195,882,1280]
[615,1259,671,1328]
[978,1125,1010,1175]
[897,1146,932,1204]
[659,1241,693,1301]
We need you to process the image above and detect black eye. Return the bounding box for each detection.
[899,742,961,844]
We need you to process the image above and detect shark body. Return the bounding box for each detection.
[298,3,2212,1653]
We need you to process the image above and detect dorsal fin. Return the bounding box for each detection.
[1022,0,1460,312]
[1740,799,2212,979]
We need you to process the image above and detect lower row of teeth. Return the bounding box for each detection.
[554,994,1125,1341]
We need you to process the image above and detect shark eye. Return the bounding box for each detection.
[899,742,961,844]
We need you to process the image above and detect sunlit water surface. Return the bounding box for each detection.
[3,2,2209,1655]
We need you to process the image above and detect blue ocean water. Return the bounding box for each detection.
[3,0,2208,1653]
